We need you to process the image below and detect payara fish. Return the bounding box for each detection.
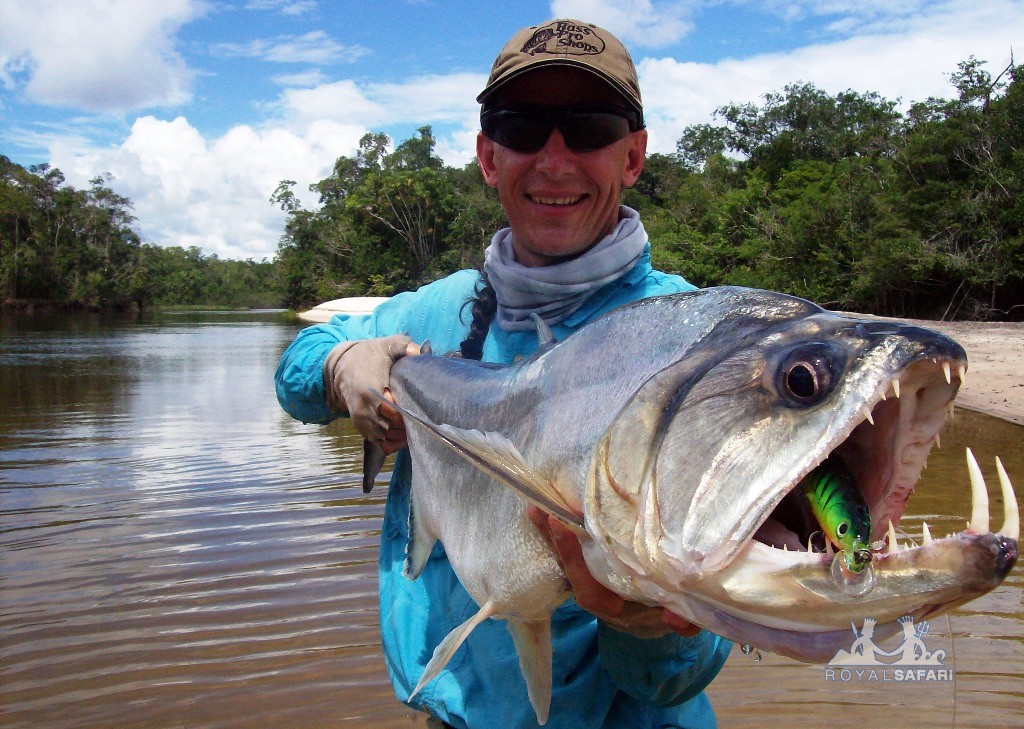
[369,286,1019,724]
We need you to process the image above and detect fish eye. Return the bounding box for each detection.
[837,522,849,537]
[786,363,817,399]
[776,342,843,407]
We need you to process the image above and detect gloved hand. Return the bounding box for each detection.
[323,334,415,448]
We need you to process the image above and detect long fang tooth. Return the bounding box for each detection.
[807,535,814,553]
[966,448,990,534]
[996,457,1020,540]
[893,380,901,398]
[948,402,955,419]
[943,361,952,384]
[862,406,874,425]
[922,521,933,544]
[934,432,941,449]
[958,365,967,386]
[887,520,899,552]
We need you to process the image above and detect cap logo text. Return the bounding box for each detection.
[521,21,605,57]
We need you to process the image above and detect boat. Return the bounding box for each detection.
[295,297,390,323]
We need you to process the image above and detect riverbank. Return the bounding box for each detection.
[911,318,1024,426]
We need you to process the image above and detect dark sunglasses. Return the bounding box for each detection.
[480,104,641,154]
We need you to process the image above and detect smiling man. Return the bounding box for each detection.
[276,18,731,729]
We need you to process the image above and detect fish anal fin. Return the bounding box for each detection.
[507,619,553,725]
[411,601,497,700]
[372,389,584,533]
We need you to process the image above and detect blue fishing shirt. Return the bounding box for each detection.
[275,247,732,729]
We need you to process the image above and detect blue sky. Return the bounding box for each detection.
[2,0,1021,261]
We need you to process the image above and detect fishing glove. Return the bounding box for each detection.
[323,334,412,443]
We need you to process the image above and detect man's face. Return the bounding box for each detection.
[476,68,647,268]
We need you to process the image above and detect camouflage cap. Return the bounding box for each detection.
[477,19,643,125]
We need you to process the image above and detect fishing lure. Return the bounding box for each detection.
[801,458,876,596]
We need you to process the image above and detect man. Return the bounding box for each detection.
[276,18,730,728]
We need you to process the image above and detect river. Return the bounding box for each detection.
[1,310,1021,728]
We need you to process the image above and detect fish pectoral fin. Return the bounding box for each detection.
[374,390,584,532]
[411,601,497,701]
[507,619,553,725]
[431,423,582,529]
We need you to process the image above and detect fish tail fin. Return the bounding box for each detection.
[362,439,387,493]
[411,601,497,701]
[507,618,553,725]
[403,498,436,580]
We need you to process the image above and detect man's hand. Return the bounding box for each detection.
[323,335,420,453]
[528,507,701,639]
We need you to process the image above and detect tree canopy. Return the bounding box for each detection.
[2,58,1020,320]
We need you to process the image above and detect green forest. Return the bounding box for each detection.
[3,59,1021,320]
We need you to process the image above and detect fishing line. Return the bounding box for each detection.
[946,613,958,729]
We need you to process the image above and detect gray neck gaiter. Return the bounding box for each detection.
[483,206,647,331]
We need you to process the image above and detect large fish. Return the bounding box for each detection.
[369,286,1019,724]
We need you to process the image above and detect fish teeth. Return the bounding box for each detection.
[892,379,901,399]
[861,406,874,425]
[934,432,941,449]
[996,457,1019,540]
[887,519,899,553]
[966,448,990,534]
[958,365,967,386]
[942,361,952,384]
[922,521,932,545]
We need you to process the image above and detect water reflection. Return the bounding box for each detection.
[1,311,1021,728]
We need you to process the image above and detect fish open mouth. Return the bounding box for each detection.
[752,356,1020,562]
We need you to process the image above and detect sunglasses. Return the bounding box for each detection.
[480,104,641,154]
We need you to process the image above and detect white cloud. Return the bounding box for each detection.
[271,69,330,87]
[212,31,370,65]
[245,0,317,15]
[276,72,485,128]
[50,116,365,260]
[44,68,487,261]
[756,0,931,26]
[549,0,695,47]
[638,0,1023,154]
[0,0,202,112]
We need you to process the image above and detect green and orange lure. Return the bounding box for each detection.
[801,459,877,596]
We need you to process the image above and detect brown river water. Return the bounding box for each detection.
[1,310,1021,728]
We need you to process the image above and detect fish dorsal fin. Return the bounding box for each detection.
[374,390,583,532]
[506,619,553,725]
[362,439,387,493]
[411,601,497,701]
[530,313,556,348]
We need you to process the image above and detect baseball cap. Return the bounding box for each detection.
[477,19,644,126]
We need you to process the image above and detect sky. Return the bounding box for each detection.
[1,0,1021,262]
